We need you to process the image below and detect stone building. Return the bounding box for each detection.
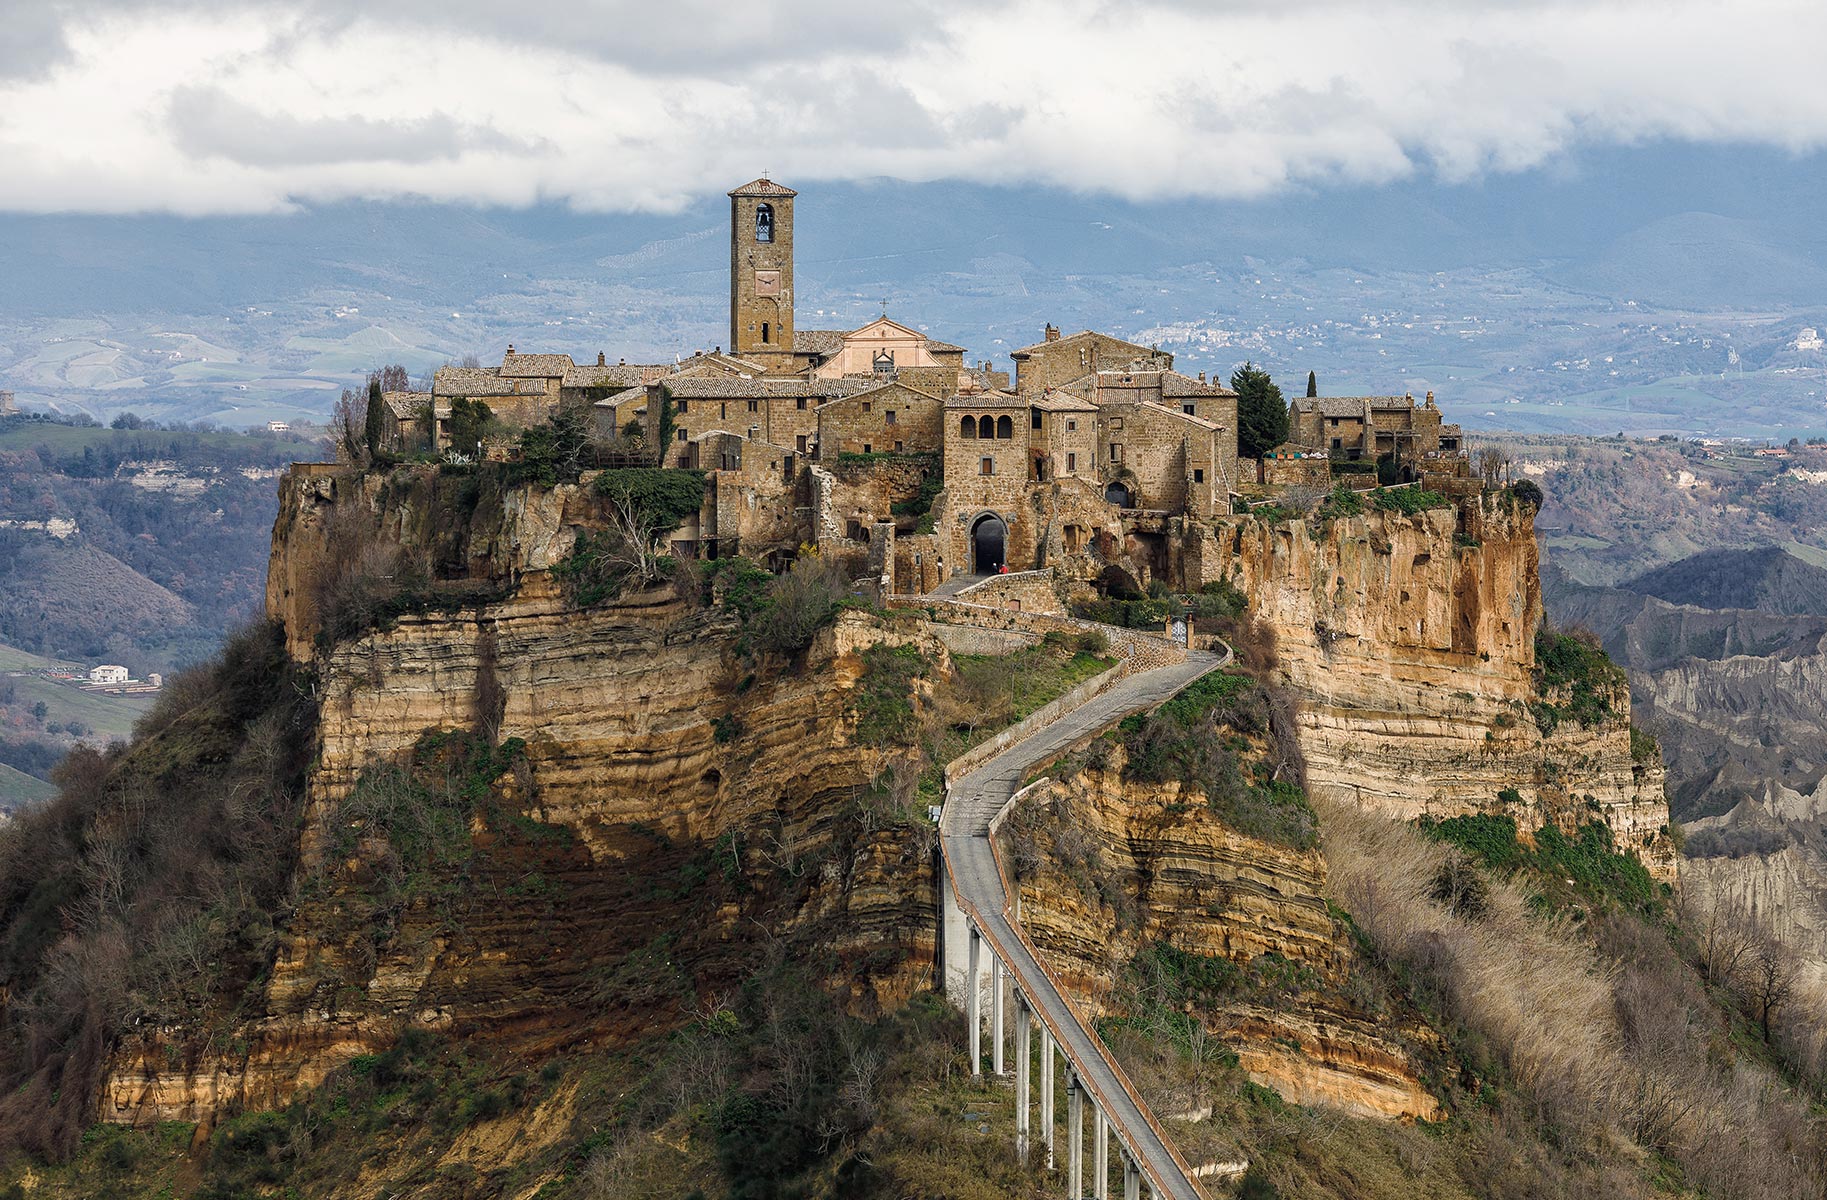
[816,381,946,457]
[0,390,15,416]
[729,178,799,370]
[1009,327,1167,394]
[1289,392,1463,462]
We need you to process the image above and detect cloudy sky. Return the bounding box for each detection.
[3,0,1825,215]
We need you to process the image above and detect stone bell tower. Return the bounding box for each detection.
[729,177,796,366]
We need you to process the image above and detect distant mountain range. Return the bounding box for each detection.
[3,142,1827,436]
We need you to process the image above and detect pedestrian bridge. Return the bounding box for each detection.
[930,596,1229,1200]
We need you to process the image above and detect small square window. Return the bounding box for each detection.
[863,443,872,454]
[677,400,688,414]
[862,402,872,413]
[677,429,688,442]
[1194,468,1204,483]
[1031,411,1043,430]
[797,398,807,410]
[886,410,896,424]
[980,456,994,476]
[1067,419,1077,432]
[894,440,904,452]
[747,400,759,413]
[1183,403,1195,415]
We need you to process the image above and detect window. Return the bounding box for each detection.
[1183,403,1196,415]
[1110,444,1123,462]
[797,398,807,410]
[980,456,994,476]
[1331,437,1342,450]
[885,410,896,425]
[677,400,688,414]
[1194,468,1204,483]
[961,415,977,439]
[755,203,774,242]
[996,415,1013,439]
[862,401,871,413]
[747,400,759,413]
[1066,452,1077,471]
[978,415,994,439]
[761,322,770,343]
[1032,410,1043,430]
[863,443,872,454]
[1067,419,1077,432]
[894,440,904,452]
[797,434,807,452]
[720,403,727,419]
[677,429,688,442]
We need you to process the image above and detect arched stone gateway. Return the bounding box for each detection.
[1104,480,1134,507]
[971,513,1007,575]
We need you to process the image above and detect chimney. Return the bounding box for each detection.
[618,357,626,366]
[506,343,515,356]
[1425,390,1436,407]
[1197,371,1205,384]
[1045,324,1060,343]
[598,351,606,366]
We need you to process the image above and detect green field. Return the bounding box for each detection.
[0,762,56,806]
[3,637,154,741]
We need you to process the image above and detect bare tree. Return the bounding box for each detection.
[1476,446,1513,488]
[1739,929,1798,1043]
[329,387,368,464]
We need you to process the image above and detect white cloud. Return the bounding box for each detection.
[2,0,1825,214]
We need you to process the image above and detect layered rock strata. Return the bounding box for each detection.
[105,466,941,1124]
[1190,498,1674,879]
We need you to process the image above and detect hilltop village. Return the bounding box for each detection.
[374,178,1472,598]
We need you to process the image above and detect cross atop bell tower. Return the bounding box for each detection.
[729,177,796,364]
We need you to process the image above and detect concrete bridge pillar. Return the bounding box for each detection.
[1067,1071,1084,1199]
[967,925,982,1078]
[1123,1154,1140,1200]
[992,956,1005,1076]
[1014,998,1031,1160]
[1093,1106,1109,1199]
[1040,1026,1055,1168]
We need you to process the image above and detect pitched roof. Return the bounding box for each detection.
[1032,392,1099,413]
[432,367,524,397]
[923,338,966,354]
[729,177,797,197]
[1139,401,1222,433]
[497,353,575,378]
[561,362,658,388]
[818,380,943,409]
[794,329,846,356]
[381,391,433,419]
[1160,370,1237,398]
[1008,329,1153,358]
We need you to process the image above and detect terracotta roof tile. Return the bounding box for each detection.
[728,177,797,197]
[497,353,575,378]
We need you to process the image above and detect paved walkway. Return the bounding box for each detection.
[941,642,1228,1200]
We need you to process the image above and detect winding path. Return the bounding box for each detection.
[938,622,1230,1199]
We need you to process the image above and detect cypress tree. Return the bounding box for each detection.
[364,377,386,461]
[1306,370,1317,398]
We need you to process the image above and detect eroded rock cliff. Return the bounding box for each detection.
[105,466,941,1125]
[1000,751,1444,1123]
[1193,498,1674,879]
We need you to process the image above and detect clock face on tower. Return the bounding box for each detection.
[754,270,782,297]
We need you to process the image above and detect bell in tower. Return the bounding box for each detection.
[728,178,797,366]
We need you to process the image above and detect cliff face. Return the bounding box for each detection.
[1195,500,1674,879]
[1001,755,1443,1123]
[107,466,939,1125]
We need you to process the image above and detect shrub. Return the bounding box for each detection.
[1371,487,1452,516]
[1532,628,1625,732]
[751,557,853,656]
[1316,484,1364,520]
[850,644,928,747]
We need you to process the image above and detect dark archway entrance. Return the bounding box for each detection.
[971,514,1007,574]
[1104,481,1134,507]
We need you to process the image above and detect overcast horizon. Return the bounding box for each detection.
[6,1,1827,216]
